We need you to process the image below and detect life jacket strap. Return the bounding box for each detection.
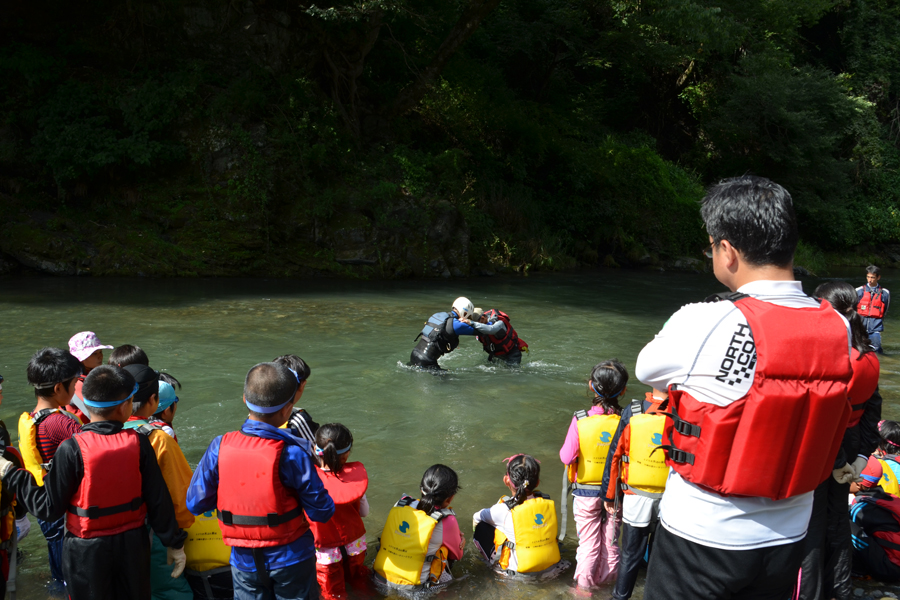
[218,505,303,527]
[876,536,900,552]
[631,399,643,416]
[69,496,143,519]
[573,410,589,420]
[658,410,702,438]
[658,444,695,466]
[621,483,664,499]
[571,482,603,491]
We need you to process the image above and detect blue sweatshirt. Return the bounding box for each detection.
[186,419,335,572]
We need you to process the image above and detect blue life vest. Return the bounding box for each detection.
[417,312,460,356]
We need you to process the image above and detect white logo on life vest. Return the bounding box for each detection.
[715,323,756,386]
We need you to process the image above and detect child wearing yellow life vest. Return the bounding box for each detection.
[558,360,628,590]
[875,420,900,496]
[601,389,669,600]
[307,423,370,600]
[473,454,568,578]
[374,465,464,591]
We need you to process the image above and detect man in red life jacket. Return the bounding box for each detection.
[634,176,853,599]
[464,308,528,365]
[857,265,890,353]
[0,365,187,600]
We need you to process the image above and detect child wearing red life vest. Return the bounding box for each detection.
[307,423,369,600]
[374,465,464,591]
[67,331,115,424]
[559,360,627,590]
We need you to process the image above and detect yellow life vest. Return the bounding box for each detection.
[568,411,620,488]
[878,459,900,496]
[184,510,232,573]
[18,409,79,486]
[622,399,668,497]
[374,496,454,587]
[494,492,560,573]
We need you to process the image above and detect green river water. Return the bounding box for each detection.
[1,269,898,600]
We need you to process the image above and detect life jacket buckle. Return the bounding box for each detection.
[665,447,695,465]
[219,510,234,525]
[673,419,701,438]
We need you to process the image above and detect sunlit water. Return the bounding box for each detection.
[1,269,897,599]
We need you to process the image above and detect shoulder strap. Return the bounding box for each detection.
[396,495,414,508]
[703,291,748,303]
[533,491,551,500]
[135,424,161,437]
[31,408,60,425]
[574,409,589,420]
[630,399,643,416]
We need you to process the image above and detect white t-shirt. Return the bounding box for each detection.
[635,279,851,550]
[473,496,536,573]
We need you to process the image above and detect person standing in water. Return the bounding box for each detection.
[409,297,478,369]
[464,308,528,365]
[857,265,890,353]
[67,331,115,423]
[636,175,853,599]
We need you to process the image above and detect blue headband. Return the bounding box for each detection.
[314,444,352,456]
[83,383,140,408]
[861,473,881,484]
[245,397,293,414]
[591,381,622,399]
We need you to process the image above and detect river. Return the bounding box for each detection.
[0,269,896,599]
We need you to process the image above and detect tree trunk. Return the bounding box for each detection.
[388,0,502,118]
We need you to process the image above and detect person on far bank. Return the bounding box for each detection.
[636,175,853,599]
[186,362,335,600]
[857,265,890,353]
[409,297,479,370]
[2,365,187,600]
[67,331,115,423]
[463,308,529,365]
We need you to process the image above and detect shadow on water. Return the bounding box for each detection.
[0,268,897,600]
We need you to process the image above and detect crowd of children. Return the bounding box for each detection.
[0,311,897,600]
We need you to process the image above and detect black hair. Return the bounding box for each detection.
[505,454,540,509]
[314,423,353,473]
[589,360,628,413]
[158,372,181,389]
[867,265,881,277]
[244,362,297,418]
[108,345,150,367]
[879,420,900,455]
[272,354,312,381]
[814,281,872,358]
[418,464,460,515]
[701,175,798,268]
[27,347,82,398]
[82,365,136,418]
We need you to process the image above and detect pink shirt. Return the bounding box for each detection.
[559,405,616,465]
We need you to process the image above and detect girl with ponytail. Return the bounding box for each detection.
[307,424,370,600]
[374,465,465,590]
[559,360,628,589]
[797,281,882,600]
[473,454,568,577]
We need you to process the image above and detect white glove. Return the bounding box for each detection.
[15,516,31,541]
[833,463,855,484]
[0,455,14,478]
[167,546,186,578]
[851,456,869,482]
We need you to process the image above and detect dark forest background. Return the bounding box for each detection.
[1,0,899,277]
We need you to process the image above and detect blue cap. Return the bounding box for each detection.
[157,381,179,412]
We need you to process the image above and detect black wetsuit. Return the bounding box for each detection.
[410,312,473,369]
[3,421,186,600]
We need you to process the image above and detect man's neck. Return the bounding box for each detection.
[729,264,795,291]
[34,398,61,412]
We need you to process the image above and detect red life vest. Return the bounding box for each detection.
[663,295,852,500]
[66,430,147,539]
[867,495,900,565]
[859,287,886,319]
[307,462,368,549]
[216,431,308,548]
[847,348,879,428]
[477,309,521,356]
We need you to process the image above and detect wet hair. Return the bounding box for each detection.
[505,454,540,509]
[814,281,871,358]
[27,347,82,398]
[315,423,353,473]
[108,345,149,367]
[879,420,900,455]
[158,372,181,389]
[272,354,312,381]
[589,360,628,413]
[701,175,798,268]
[867,265,881,277]
[244,362,297,419]
[82,365,136,418]
[418,464,460,515]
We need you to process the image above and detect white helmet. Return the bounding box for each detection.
[452,296,474,319]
